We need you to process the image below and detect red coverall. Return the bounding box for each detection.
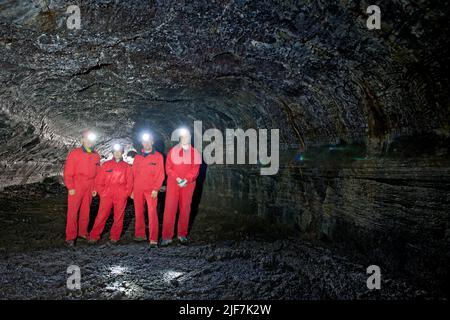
[63,147,100,241]
[89,159,133,241]
[132,150,165,242]
[162,145,201,240]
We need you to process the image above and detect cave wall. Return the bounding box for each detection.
[1,0,448,177]
[200,152,450,287]
[0,0,449,288]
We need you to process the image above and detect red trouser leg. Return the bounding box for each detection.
[110,197,127,241]
[133,191,146,238]
[78,185,93,238]
[144,192,159,242]
[66,191,84,241]
[177,182,196,238]
[162,181,180,240]
[89,196,113,240]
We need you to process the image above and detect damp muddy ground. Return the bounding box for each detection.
[0,178,446,300]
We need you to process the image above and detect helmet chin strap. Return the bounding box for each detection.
[83,144,92,153]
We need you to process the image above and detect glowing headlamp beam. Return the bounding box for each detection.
[113,144,123,152]
[141,133,151,142]
[86,132,97,142]
[178,128,189,137]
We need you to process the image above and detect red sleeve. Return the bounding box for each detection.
[94,163,106,194]
[165,149,178,179]
[153,154,165,191]
[63,150,77,190]
[126,165,133,196]
[184,148,201,183]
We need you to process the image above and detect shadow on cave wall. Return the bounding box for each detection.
[189,161,208,232]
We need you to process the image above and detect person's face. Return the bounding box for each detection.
[180,133,191,145]
[142,138,153,151]
[82,137,94,149]
[113,150,123,161]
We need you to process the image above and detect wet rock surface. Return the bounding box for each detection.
[0,0,449,186]
[0,0,449,300]
[201,149,450,293]
[0,180,447,300]
[0,234,444,300]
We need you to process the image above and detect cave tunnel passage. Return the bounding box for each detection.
[0,0,449,300]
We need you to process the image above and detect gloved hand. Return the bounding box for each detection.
[178,179,187,187]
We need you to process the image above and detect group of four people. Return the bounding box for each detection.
[63,128,201,247]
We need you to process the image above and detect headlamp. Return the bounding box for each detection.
[178,127,189,137]
[86,132,97,142]
[141,133,152,142]
[113,143,123,152]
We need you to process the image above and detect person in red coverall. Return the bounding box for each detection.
[131,133,165,247]
[89,144,133,244]
[63,130,100,247]
[161,128,201,246]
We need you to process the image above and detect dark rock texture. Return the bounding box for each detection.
[0,0,449,298]
[0,179,442,300]
[0,0,448,184]
[201,152,450,292]
[1,240,441,300]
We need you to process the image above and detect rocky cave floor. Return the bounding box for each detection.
[0,178,446,300]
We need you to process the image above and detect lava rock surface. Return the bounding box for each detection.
[0,239,442,300]
[0,179,446,300]
[0,0,449,300]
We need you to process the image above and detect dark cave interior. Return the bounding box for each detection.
[0,0,449,299]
